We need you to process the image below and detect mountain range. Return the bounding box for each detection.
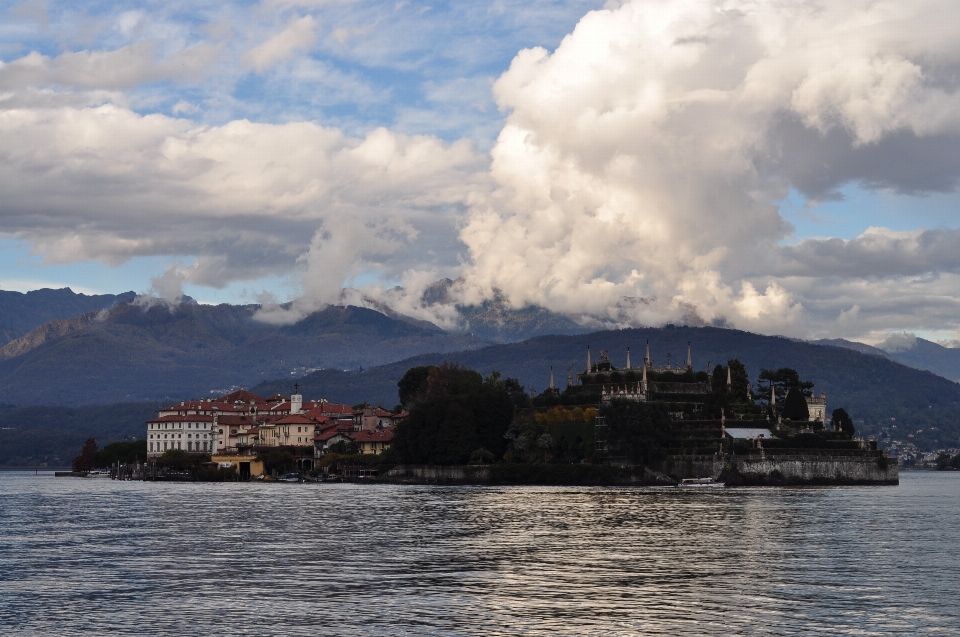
[0,299,487,405]
[815,337,960,383]
[5,288,960,465]
[3,287,960,443]
[0,287,135,346]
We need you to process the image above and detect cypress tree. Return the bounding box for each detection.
[831,408,855,434]
[783,386,810,421]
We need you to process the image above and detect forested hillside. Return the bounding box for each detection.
[0,287,135,345]
[0,301,487,405]
[0,402,159,468]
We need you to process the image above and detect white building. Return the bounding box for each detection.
[805,392,827,423]
[147,414,216,457]
[147,388,358,458]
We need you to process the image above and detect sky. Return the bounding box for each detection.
[2,0,960,344]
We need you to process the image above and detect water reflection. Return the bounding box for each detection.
[1,473,958,635]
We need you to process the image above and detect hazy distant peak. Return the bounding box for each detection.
[878,332,920,352]
[811,338,891,359]
[420,278,458,306]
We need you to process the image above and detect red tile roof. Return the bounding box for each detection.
[147,414,216,423]
[274,414,317,425]
[314,429,353,442]
[319,403,354,415]
[351,428,395,442]
[218,389,267,404]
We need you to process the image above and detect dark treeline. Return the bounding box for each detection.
[0,402,159,468]
[392,363,516,465]
[389,360,862,468]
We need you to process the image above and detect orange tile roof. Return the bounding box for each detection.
[351,428,395,442]
[218,389,267,404]
[148,414,216,423]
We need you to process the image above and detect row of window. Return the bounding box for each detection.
[148,422,210,430]
[149,441,210,452]
[148,433,209,440]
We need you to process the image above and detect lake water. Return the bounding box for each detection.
[1,471,958,636]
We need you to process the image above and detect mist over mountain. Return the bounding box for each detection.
[0,288,135,346]
[254,325,960,449]
[0,300,488,406]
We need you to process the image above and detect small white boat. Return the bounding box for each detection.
[278,473,302,483]
[86,470,112,478]
[679,477,724,487]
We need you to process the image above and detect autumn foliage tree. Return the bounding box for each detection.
[72,437,98,473]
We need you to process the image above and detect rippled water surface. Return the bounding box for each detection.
[1,472,959,635]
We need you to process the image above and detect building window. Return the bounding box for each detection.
[177,442,181,450]
[150,443,154,452]
[188,442,192,451]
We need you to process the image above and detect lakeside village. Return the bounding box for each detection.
[71,341,903,485]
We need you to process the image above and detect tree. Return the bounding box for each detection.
[711,364,727,394]
[72,437,98,473]
[727,359,752,403]
[397,365,437,407]
[393,364,514,465]
[759,368,814,404]
[327,440,357,455]
[259,449,295,474]
[503,377,531,410]
[469,447,495,464]
[93,440,148,467]
[783,386,810,421]
[599,400,672,466]
[831,408,855,435]
[536,433,555,463]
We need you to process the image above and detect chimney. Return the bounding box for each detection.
[626,347,632,370]
[549,366,555,390]
[587,345,591,371]
[726,366,732,390]
[645,340,651,369]
[686,342,692,370]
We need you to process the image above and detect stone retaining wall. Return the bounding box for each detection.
[664,454,899,485]
[383,464,492,483]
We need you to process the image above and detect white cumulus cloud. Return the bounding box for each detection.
[443,0,960,337]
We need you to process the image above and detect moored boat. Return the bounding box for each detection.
[679,477,724,487]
